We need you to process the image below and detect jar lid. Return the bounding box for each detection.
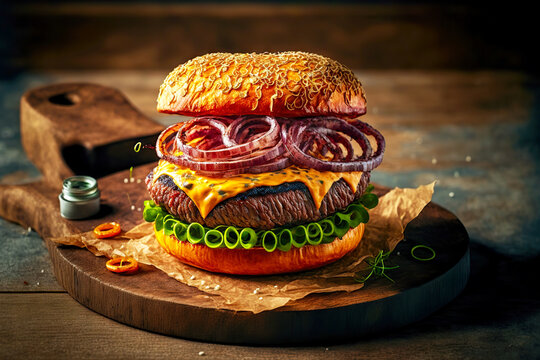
[61,176,99,201]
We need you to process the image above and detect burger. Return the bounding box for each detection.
[143,52,385,275]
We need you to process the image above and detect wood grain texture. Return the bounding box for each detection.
[7,4,537,72]
[1,69,538,357]
[0,82,469,344]
[20,83,163,186]
[0,146,470,344]
[5,290,536,360]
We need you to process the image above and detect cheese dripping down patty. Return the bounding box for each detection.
[151,159,364,219]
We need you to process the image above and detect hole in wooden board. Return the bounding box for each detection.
[49,92,81,106]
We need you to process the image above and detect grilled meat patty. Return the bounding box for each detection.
[146,171,370,230]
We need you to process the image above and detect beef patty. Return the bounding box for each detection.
[146,171,370,230]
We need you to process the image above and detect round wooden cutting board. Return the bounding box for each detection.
[48,194,469,345]
[0,83,470,345]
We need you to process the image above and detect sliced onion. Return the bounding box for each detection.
[176,115,280,160]
[282,117,385,172]
[156,115,385,177]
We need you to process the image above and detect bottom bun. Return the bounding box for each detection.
[154,223,365,275]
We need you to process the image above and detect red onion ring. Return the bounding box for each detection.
[176,116,280,160]
[282,117,384,172]
[157,116,289,177]
[156,115,385,176]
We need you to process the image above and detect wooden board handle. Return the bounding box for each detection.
[20,83,164,187]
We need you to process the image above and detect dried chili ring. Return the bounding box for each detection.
[106,257,139,274]
[93,222,121,239]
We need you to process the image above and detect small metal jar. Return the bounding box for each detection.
[58,176,100,219]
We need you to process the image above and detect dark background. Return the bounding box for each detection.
[1,2,539,358]
[1,0,538,77]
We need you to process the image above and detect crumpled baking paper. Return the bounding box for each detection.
[51,182,435,313]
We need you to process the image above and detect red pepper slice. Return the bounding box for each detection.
[93,222,121,239]
[106,257,139,274]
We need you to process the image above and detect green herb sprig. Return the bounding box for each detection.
[354,250,399,284]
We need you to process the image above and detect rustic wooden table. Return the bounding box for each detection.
[1,70,538,359]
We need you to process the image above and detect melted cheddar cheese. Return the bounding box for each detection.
[152,159,363,218]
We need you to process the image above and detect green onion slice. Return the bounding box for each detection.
[333,212,351,238]
[277,229,293,252]
[411,245,436,261]
[187,223,205,244]
[173,222,188,241]
[240,228,257,249]
[224,227,240,249]
[143,183,379,252]
[262,231,278,252]
[306,222,323,246]
[291,225,308,248]
[204,229,224,248]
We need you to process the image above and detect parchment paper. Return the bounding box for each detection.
[51,182,435,313]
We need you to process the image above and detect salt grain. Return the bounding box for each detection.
[449,192,455,198]
[454,171,460,178]
[465,155,472,162]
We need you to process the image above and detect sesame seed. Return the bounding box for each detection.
[200,280,205,285]
[36,282,40,286]
[205,285,210,289]
[190,275,196,280]
[397,251,401,256]
[40,269,44,273]
[198,351,205,356]
[259,296,263,300]
[214,285,221,291]
[130,205,136,211]
[137,207,141,211]
[449,192,455,198]
[454,171,460,178]
[253,288,260,294]
[465,155,472,162]
[274,285,278,288]
[129,177,135,183]
[431,158,438,165]
[137,179,142,183]
[123,178,128,183]
[416,137,423,144]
